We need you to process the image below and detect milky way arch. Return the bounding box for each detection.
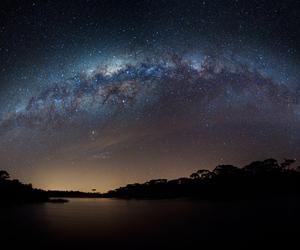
[1,51,300,190]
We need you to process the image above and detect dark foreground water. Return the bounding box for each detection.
[1,197,300,248]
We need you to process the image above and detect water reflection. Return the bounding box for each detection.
[1,198,300,248]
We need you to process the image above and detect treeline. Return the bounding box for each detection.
[0,170,101,203]
[103,158,300,199]
[2,158,300,202]
[47,190,101,198]
[0,170,48,203]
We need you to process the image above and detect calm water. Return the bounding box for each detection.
[1,197,299,248]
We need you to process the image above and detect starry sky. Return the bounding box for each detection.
[1,0,300,192]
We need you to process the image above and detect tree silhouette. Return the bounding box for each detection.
[213,165,240,176]
[0,170,49,202]
[177,177,190,184]
[196,169,211,179]
[0,170,9,180]
[104,158,300,200]
[280,158,296,170]
[146,179,168,185]
[244,159,281,175]
[190,173,199,179]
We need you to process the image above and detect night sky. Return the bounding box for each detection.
[1,0,300,192]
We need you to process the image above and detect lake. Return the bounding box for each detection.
[1,197,299,248]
